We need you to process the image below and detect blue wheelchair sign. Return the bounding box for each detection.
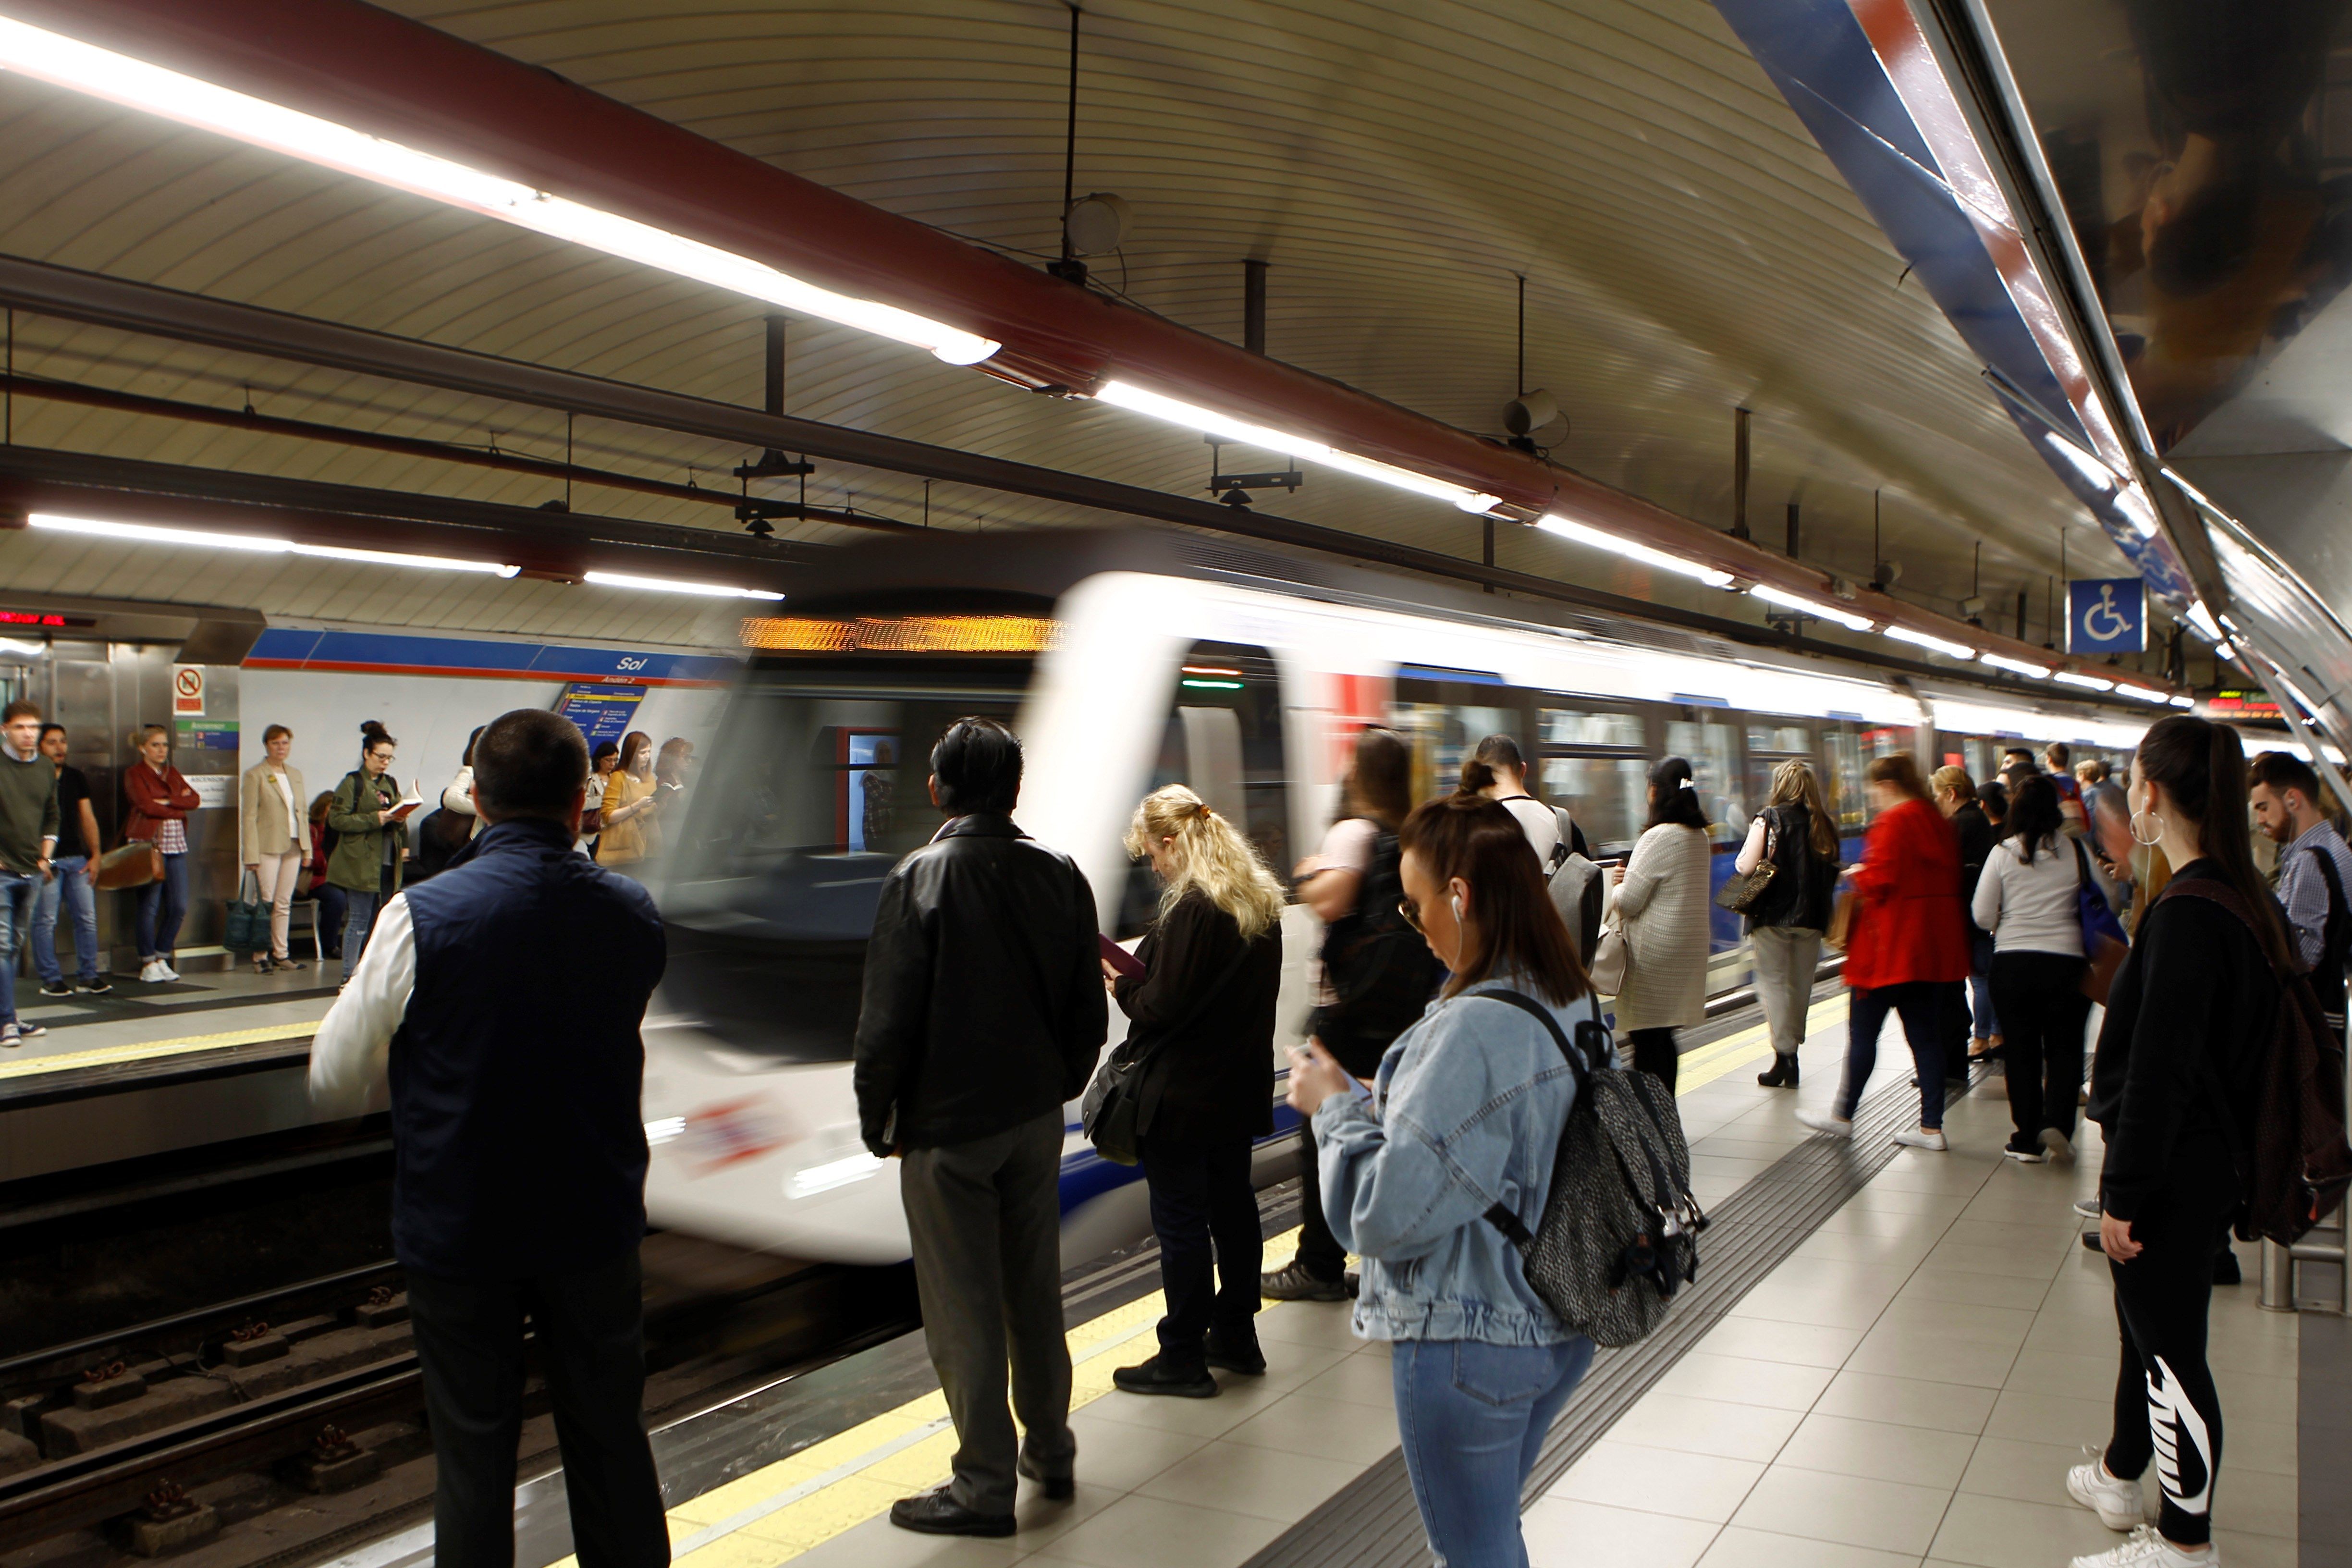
[2068,578,2145,655]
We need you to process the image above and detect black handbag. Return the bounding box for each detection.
[1082,935,1256,1165]
[1715,815,1778,913]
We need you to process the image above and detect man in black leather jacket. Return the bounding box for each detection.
[853,717,1106,1538]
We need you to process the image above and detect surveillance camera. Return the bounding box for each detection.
[1960,595,1986,616]
[1063,193,1132,257]
[1503,388,1563,439]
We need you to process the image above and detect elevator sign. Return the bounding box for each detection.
[2067,578,2145,655]
[171,664,205,716]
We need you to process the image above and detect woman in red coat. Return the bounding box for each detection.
[1800,753,1971,1149]
[122,723,203,984]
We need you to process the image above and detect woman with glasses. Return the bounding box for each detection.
[1291,782,1600,1568]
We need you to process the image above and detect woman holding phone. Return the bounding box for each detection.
[1291,782,1599,1568]
[325,720,411,984]
[1106,784,1286,1398]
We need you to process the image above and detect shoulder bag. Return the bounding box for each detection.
[1082,933,1257,1165]
[94,839,164,891]
[2071,839,2129,1006]
[223,870,269,956]
[1715,813,1778,914]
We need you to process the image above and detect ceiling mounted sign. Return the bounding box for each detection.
[2068,578,2146,656]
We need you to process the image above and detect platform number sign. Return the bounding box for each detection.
[171,664,205,717]
[2067,578,2145,656]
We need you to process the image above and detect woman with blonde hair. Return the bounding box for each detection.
[1733,758,1841,1087]
[1107,784,1286,1399]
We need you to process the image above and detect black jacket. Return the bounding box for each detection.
[853,813,1106,1155]
[1950,801,1996,933]
[1113,888,1281,1147]
[2089,861,2277,1222]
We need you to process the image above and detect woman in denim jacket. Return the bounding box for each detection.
[1290,788,1601,1568]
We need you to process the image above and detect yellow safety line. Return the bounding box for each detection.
[0,1020,318,1082]
[607,992,1863,1568]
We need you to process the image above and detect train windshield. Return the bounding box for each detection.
[662,659,1028,1063]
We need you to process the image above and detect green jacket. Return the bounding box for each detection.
[326,768,406,894]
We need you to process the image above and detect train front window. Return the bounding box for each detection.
[663,661,1027,1063]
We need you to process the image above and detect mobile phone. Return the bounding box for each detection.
[1098,932,1147,979]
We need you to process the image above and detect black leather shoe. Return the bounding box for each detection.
[1113,1353,1220,1398]
[1204,1334,1266,1377]
[1756,1054,1799,1088]
[888,1487,1015,1537]
[1017,1451,1075,1500]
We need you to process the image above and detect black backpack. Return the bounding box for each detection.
[1478,990,1706,1347]
[1312,824,1443,1077]
[2307,847,2351,1033]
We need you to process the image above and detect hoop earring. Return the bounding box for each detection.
[2129,810,2163,848]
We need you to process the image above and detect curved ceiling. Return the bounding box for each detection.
[0,0,2131,646]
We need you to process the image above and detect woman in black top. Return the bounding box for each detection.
[2066,716,2286,1564]
[1108,784,1286,1398]
[1735,759,1839,1087]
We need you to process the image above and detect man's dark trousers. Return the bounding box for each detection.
[405,1248,667,1568]
[898,1107,1075,1516]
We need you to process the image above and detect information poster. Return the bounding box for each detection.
[553,683,647,749]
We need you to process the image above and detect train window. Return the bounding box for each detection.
[1742,720,1818,825]
[1115,641,1291,939]
[1825,726,1867,835]
[661,663,1029,1063]
[1542,709,1644,749]
[1390,698,1525,805]
[1539,756,1649,856]
[1664,717,1746,845]
[1747,723,1810,754]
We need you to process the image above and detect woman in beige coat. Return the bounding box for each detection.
[239,724,308,972]
[1608,755,1713,1090]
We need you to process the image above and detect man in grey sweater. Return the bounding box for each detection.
[0,699,61,1046]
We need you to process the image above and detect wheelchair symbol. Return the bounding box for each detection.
[2080,585,2132,644]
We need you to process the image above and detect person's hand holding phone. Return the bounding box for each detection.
[1286,1039,1356,1117]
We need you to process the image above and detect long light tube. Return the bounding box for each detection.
[1532,514,1733,588]
[0,17,1001,367]
[1094,380,1503,514]
[1880,624,1976,660]
[2053,671,2115,692]
[1747,584,1874,632]
[2115,685,2170,704]
[2168,694,2196,709]
[29,512,518,575]
[1979,652,2053,678]
[583,569,783,600]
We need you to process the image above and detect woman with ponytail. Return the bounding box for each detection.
[1108,785,1287,1398]
[2063,716,2286,1567]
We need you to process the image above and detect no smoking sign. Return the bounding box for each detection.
[172,664,205,717]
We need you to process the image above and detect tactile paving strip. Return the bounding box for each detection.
[1239,1062,1971,1568]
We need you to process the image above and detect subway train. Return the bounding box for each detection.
[638,528,2164,1266]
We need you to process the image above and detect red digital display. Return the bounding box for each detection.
[0,611,67,627]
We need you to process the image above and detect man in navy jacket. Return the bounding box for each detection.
[312,709,667,1568]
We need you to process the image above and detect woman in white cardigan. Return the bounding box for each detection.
[1608,756,1714,1090]
[239,724,308,972]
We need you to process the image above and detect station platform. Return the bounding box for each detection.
[328,992,2337,1568]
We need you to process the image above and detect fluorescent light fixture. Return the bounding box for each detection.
[2115,685,2170,704]
[583,569,784,600]
[2053,671,2115,692]
[1095,380,1503,514]
[0,637,43,656]
[1747,584,1874,632]
[29,512,517,574]
[788,1151,883,1199]
[2168,694,2196,709]
[1979,653,2053,678]
[1880,624,1976,660]
[0,16,1000,367]
[2214,640,2239,662]
[1533,514,1734,588]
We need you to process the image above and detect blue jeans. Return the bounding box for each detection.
[1393,1337,1594,1568]
[1968,931,1999,1039]
[136,850,190,962]
[341,888,384,980]
[1836,980,1949,1129]
[0,870,34,1024]
[313,883,346,958]
[33,855,98,983]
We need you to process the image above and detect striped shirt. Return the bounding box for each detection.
[2276,820,2352,973]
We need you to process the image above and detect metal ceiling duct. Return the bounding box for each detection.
[0,0,2159,688]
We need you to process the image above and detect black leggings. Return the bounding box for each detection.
[1989,952,2091,1142]
[2104,1141,2238,1547]
[1626,1027,1678,1093]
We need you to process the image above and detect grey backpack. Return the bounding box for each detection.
[1478,990,1706,1347]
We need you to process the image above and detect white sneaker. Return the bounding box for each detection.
[157,960,181,982]
[138,959,165,984]
[2043,1127,2075,1161]
[1795,1109,1852,1139]
[2074,1197,2104,1220]
[2067,1450,2146,1530]
[2069,1524,2217,1567]
[1894,1127,1948,1151]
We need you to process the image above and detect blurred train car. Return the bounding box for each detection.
[639,529,2165,1265]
